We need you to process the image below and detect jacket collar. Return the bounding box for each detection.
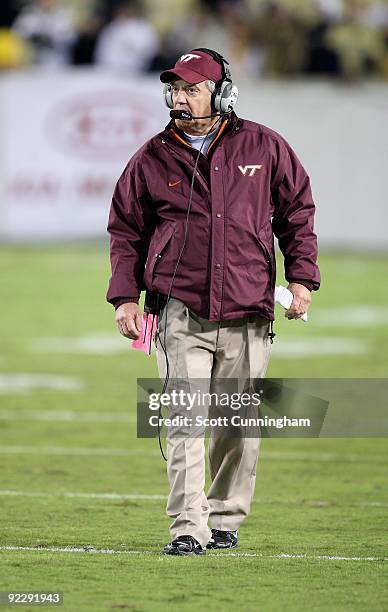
[163,111,241,154]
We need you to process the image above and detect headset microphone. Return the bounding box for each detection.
[170,109,193,120]
[169,109,229,120]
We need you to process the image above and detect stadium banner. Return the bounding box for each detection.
[0,70,387,246]
[0,69,166,240]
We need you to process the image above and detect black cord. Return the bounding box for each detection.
[157,116,222,461]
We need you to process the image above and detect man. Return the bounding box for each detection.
[106,48,320,556]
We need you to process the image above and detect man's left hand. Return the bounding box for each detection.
[285,283,311,320]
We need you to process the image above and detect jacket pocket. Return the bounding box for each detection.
[143,224,175,288]
[256,233,276,291]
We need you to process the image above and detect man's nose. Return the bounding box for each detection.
[175,89,188,105]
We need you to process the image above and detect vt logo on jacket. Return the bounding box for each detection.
[238,164,262,177]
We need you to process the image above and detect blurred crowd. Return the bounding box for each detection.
[1,0,388,79]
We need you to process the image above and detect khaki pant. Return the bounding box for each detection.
[156,298,271,548]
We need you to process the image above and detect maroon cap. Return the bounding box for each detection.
[160,50,223,85]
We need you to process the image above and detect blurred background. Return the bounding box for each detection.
[0,0,387,245]
[0,3,387,606]
[2,0,388,78]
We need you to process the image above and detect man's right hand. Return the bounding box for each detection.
[115,303,143,340]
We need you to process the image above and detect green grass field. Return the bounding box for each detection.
[0,243,387,612]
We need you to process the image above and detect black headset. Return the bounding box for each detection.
[163,48,239,115]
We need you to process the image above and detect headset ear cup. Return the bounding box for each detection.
[212,82,228,113]
[228,84,239,111]
[163,83,174,109]
[212,81,239,113]
[218,82,239,113]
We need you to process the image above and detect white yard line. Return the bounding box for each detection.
[0,445,385,465]
[0,545,386,562]
[0,490,165,500]
[0,446,157,456]
[32,335,132,354]
[0,409,134,423]
[218,552,388,561]
[313,306,388,327]
[271,338,367,356]
[25,306,388,360]
[31,333,369,357]
[0,374,83,393]
[0,490,386,508]
[260,451,388,464]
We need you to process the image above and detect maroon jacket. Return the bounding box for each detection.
[106,112,320,322]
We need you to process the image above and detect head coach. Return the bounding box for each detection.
[106,48,320,556]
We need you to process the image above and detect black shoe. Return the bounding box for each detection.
[163,535,206,556]
[206,529,238,550]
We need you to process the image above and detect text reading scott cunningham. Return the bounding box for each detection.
[147,390,311,430]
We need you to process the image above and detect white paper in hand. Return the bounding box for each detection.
[275,285,308,322]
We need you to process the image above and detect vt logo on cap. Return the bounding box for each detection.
[179,54,201,63]
[160,49,223,85]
